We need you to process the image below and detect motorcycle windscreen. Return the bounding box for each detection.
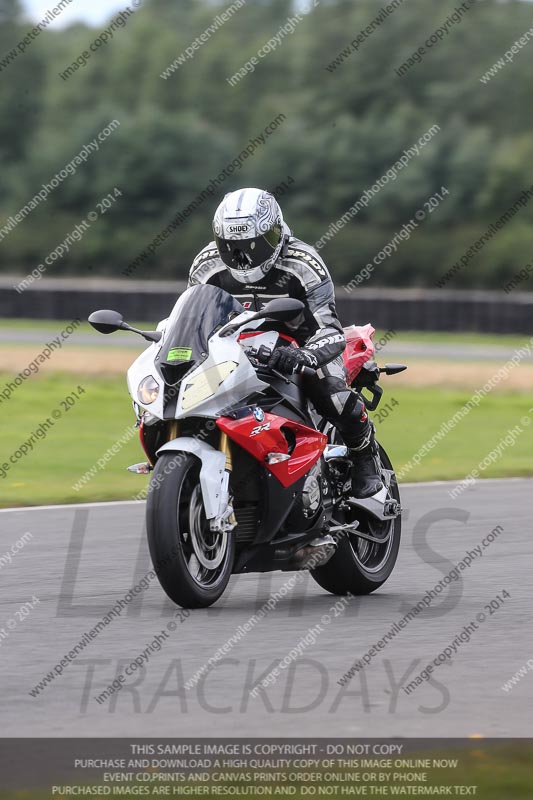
[160,284,244,368]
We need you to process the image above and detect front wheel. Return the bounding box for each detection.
[146,453,235,608]
[311,443,401,596]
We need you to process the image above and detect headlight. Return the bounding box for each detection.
[137,375,159,405]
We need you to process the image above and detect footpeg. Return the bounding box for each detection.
[347,486,401,521]
[384,499,401,516]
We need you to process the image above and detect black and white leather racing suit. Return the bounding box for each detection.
[187,236,377,470]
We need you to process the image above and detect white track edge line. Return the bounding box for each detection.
[0,477,530,513]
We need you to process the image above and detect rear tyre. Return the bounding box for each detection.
[311,443,401,596]
[146,453,235,608]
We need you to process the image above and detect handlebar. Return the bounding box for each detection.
[297,365,317,377]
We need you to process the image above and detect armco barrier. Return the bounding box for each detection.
[1,277,532,333]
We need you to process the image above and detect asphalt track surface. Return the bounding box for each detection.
[1,328,532,362]
[1,478,531,737]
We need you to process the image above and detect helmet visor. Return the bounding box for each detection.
[215,225,282,273]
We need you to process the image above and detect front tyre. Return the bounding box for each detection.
[311,443,401,596]
[146,453,235,608]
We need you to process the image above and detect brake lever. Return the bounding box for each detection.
[271,367,291,384]
[256,364,291,384]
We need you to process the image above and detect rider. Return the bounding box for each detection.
[187,187,383,499]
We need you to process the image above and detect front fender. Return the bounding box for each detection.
[156,437,226,520]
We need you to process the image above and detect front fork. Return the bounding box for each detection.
[163,421,236,532]
[212,429,237,533]
[219,430,233,471]
[167,420,179,441]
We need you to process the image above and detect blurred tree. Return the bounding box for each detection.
[0,0,20,24]
[0,0,45,164]
[0,0,533,289]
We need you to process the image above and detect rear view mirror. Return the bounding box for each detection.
[220,298,304,337]
[88,309,162,343]
[88,309,124,334]
[259,298,305,322]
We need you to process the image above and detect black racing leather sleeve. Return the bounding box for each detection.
[302,278,346,367]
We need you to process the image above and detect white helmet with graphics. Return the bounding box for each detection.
[213,188,287,284]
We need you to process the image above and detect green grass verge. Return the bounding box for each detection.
[379,330,532,348]
[375,387,533,482]
[0,372,143,507]
[0,373,531,508]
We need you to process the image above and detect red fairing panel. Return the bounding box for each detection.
[217,413,327,488]
[342,324,376,383]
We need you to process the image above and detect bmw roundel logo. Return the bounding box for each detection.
[253,407,265,422]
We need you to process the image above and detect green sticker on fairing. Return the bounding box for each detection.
[167,347,192,362]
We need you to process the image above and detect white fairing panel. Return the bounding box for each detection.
[126,299,278,420]
[174,328,275,418]
[126,294,188,419]
[156,437,226,519]
[127,341,165,418]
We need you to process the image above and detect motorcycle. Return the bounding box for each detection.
[89,283,406,608]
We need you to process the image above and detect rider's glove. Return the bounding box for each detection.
[267,346,318,374]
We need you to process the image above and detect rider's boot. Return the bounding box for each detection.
[349,421,383,499]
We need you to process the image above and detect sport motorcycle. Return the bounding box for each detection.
[89,283,406,608]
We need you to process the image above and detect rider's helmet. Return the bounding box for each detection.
[213,188,286,284]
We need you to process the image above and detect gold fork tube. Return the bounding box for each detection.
[219,430,233,471]
[167,421,179,441]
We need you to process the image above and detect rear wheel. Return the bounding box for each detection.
[311,443,401,595]
[146,453,235,608]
